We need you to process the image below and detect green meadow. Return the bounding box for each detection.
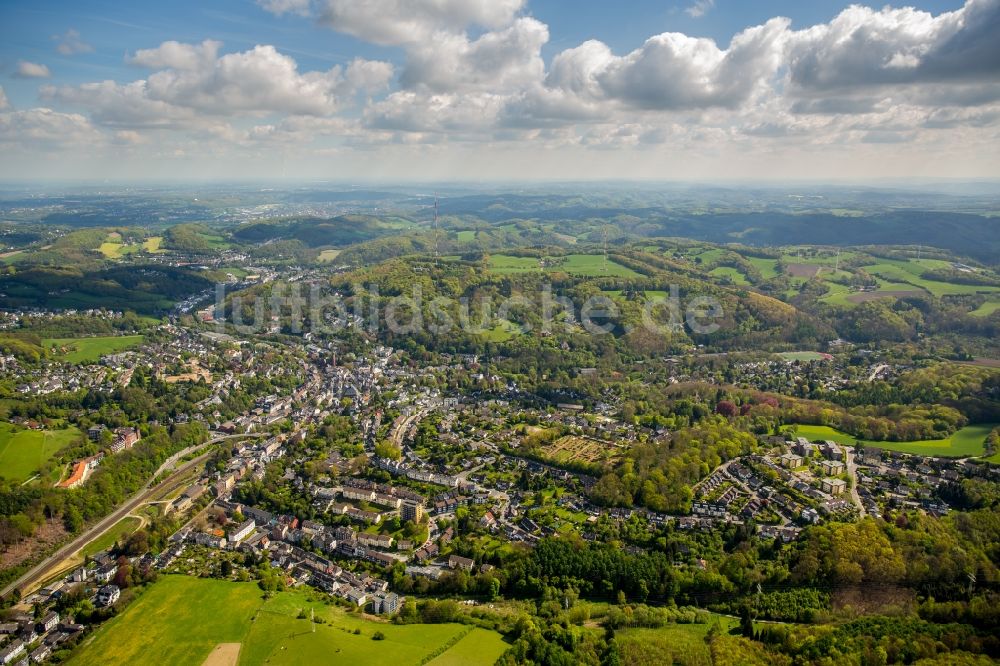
[862,258,1000,298]
[44,335,145,363]
[68,576,508,666]
[0,423,82,482]
[970,300,1000,317]
[709,266,750,285]
[784,423,997,457]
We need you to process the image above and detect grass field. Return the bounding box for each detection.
[82,517,142,558]
[317,249,342,262]
[784,423,998,457]
[617,617,736,666]
[489,254,640,278]
[44,335,144,363]
[456,230,476,242]
[143,236,164,252]
[970,300,1000,317]
[862,258,1000,298]
[479,320,523,342]
[0,423,81,482]
[709,266,750,285]
[745,256,780,279]
[68,576,508,666]
[779,351,830,362]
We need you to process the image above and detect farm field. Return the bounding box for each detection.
[455,230,476,242]
[785,423,997,457]
[68,576,508,666]
[44,335,145,363]
[317,249,342,262]
[0,423,82,482]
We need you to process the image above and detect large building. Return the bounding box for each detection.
[401,501,424,523]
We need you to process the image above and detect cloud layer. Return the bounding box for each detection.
[3,0,999,179]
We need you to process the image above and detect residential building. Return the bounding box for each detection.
[401,501,424,523]
[822,478,848,495]
[448,554,475,571]
[96,584,121,607]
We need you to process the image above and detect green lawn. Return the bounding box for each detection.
[68,576,508,666]
[784,423,998,457]
[0,423,82,482]
[456,230,476,242]
[44,335,144,363]
[782,424,861,446]
[709,266,750,285]
[479,320,523,342]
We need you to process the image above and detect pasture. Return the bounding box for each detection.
[68,576,509,666]
[0,423,82,482]
[317,249,342,262]
[44,335,145,363]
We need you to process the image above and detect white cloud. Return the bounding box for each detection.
[13,0,1000,177]
[786,0,1000,95]
[595,18,789,110]
[257,0,312,17]
[49,42,392,128]
[0,86,8,110]
[15,61,52,79]
[685,0,715,19]
[400,17,547,93]
[52,29,94,55]
[128,40,222,71]
[0,108,102,147]
[317,0,525,46]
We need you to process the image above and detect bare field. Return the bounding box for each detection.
[785,263,821,278]
[202,643,241,666]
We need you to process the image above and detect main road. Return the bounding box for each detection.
[1,433,258,600]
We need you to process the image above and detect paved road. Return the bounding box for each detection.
[1,433,254,600]
[844,447,867,518]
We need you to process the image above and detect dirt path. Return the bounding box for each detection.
[203,643,241,666]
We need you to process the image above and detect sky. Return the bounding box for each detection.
[0,0,997,182]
